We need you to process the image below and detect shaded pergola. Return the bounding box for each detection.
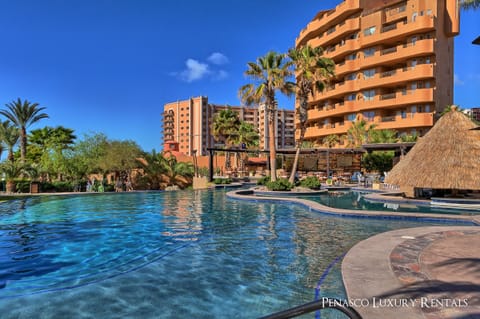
[206,147,365,182]
[361,142,416,158]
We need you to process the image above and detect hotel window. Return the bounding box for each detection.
[346,53,357,61]
[412,12,417,22]
[347,113,356,121]
[363,26,376,36]
[346,73,356,81]
[363,111,375,121]
[363,69,375,79]
[425,105,431,112]
[346,93,356,101]
[363,48,375,57]
[363,90,375,101]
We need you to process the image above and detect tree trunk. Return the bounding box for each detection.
[21,126,27,163]
[6,180,15,193]
[268,110,277,182]
[289,127,306,184]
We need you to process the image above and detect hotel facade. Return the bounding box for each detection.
[162,96,295,156]
[295,0,459,145]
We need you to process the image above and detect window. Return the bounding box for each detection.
[346,53,357,61]
[411,83,417,91]
[363,111,375,121]
[363,26,376,36]
[346,73,356,81]
[346,93,356,101]
[401,110,407,119]
[412,12,417,22]
[347,113,356,121]
[411,36,417,45]
[363,69,375,79]
[425,81,431,89]
[363,90,375,101]
[411,59,417,68]
[427,9,432,16]
[364,48,375,57]
[425,57,431,64]
[425,105,431,112]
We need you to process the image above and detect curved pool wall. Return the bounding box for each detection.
[0,190,477,319]
[227,189,480,225]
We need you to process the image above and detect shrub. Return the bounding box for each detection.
[13,179,30,193]
[300,176,321,190]
[213,178,232,185]
[257,176,271,185]
[266,178,293,191]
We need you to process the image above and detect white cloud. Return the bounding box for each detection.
[179,59,209,82]
[213,70,228,80]
[207,52,229,65]
[454,74,464,85]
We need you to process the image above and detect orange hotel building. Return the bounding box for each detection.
[162,96,295,156]
[296,0,460,145]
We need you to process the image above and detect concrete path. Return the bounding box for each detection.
[342,226,480,319]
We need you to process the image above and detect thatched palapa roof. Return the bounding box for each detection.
[385,107,480,191]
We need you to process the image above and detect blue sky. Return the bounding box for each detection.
[0,1,479,152]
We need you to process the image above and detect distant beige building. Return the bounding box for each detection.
[162,96,295,155]
[295,0,460,145]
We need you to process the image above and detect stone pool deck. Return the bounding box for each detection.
[227,189,480,318]
[343,226,480,319]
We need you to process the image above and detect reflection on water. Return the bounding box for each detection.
[0,190,464,318]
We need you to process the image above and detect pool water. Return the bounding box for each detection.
[310,191,479,215]
[0,190,466,318]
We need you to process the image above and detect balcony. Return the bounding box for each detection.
[376,112,434,130]
[361,39,434,69]
[308,17,360,48]
[296,0,361,46]
[325,38,361,59]
[363,64,434,88]
[361,15,434,47]
[356,88,434,111]
[384,4,407,24]
[304,120,353,137]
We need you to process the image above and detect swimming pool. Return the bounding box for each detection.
[0,190,467,318]
[309,191,480,215]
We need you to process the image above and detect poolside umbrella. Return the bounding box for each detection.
[385,106,480,197]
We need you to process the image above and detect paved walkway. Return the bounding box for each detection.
[342,226,480,319]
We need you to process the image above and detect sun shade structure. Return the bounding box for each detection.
[385,106,480,197]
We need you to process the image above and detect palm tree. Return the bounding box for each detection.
[239,51,295,181]
[0,161,36,193]
[231,121,260,172]
[212,109,241,169]
[399,133,418,142]
[460,0,480,10]
[287,45,335,184]
[346,116,376,147]
[0,98,49,162]
[0,120,20,162]
[368,129,398,144]
[322,134,340,148]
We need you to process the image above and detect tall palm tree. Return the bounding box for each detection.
[287,45,335,183]
[460,0,480,10]
[239,51,295,181]
[231,121,259,171]
[212,109,241,169]
[0,120,20,162]
[0,98,49,162]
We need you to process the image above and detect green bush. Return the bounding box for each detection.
[362,151,394,173]
[266,178,293,191]
[257,176,271,185]
[300,176,321,190]
[213,178,232,184]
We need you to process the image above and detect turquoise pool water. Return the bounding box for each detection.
[0,190,467,318]
[310,191,479,215]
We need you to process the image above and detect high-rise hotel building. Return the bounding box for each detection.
[295,0,459,145]
[162,96,295,156]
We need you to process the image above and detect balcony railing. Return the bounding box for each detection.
[381,47,397,55]
[381,23,398,33]
[381,70,397,78]
[380,93,396,100]
[381,115,396,122]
